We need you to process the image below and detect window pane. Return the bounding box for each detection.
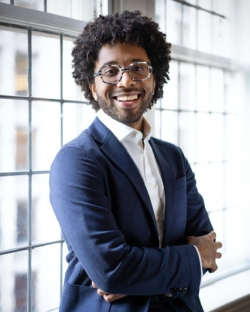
[210,114,224,162]
[160,110,178,144]
[0,176,29,250]
[207,162,224,212]
[155,0,166,32]
[196,66,210,112]
[193,163,210,206]
[179,63,195,111]
[32,32,60,99]
[63,37,83,101]
[32,174,61,244]
[225,114,241,161]
[198,0,212,10]
[33,244,61,311]
[0,251,28,312]
[0,100,29,172]
[182,6,196,49]
[0,27,28,97]
[47,0,108,21]
[63,103,96,144]
[210,68,224,112]
[224,207,248,262]
[195,113,210,162]
[179,112,195,163]
[166,0,182,45]
[162,61,178,110]
[32,101,61,171]
[15,0,43,10]
[197,11,212,53]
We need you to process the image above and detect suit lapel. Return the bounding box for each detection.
[149,139,177,247]
[88,118,158,233]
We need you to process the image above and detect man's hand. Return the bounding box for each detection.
[186,231,222,273]
[92,281,127,302]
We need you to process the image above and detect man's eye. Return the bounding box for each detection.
[102,67,119,76]
[132,66,143,72]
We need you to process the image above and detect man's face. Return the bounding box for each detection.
[89,42,156,130]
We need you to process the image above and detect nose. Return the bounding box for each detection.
[116,70,136,88]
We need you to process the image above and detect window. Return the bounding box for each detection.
[0,1,108,311]
[155,0,250,287]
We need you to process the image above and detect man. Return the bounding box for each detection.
[50,10,222,312]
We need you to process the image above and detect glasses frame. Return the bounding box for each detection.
[93,61,153,84]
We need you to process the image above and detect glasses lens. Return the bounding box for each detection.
[101,65,120,83]
[130,63,149,80]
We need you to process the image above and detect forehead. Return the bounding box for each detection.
[95,42,150,69]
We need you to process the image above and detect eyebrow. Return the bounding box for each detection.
[99,59,149,68]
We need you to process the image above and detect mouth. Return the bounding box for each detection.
[117,94,139,101]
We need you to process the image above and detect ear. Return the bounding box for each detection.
[89,83,97,101]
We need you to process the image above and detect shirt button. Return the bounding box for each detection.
[136,133,141,138]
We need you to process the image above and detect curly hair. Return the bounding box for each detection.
[72,10,171,111]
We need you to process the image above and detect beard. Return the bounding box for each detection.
[96,89,154,126]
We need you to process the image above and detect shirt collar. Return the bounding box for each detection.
[97,110,152,142]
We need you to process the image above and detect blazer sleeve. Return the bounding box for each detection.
[49,143,203,297]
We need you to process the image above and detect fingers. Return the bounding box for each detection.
[207,230,216,241]
[92,281,127,302]
[186,231,223,273]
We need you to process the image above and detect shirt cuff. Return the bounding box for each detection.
[193,245,203,286]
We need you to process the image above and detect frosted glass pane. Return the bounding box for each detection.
[208,210,224,246]
[154,109,161,139]
[155,0,166,32]
[166,0,182,45]
[196,66,210,112]
[32,32,60,99]
[162,61,178,110]
[63,103,96,144]
[224,162,241,208]
[0,27,28,96]
[198,0,212,10]
[206,163,224,211]
[63,37,84,101]
[33,244,61,311]
[210,114,224,162]
[180,63,195,111]
[160,110,178,145]
[210,68,224,112]
[32,174,61,243]
[32,101,61,170]
[47,0,108,21]
[0,176,28,250]
[193,163,210,207]
[0,100,28,172]
[195,113,210,162]
[224,207,248,261]
[225,114,242,161]
[197,11,212,53]
[179,112,195,163]
[182,6,197,49]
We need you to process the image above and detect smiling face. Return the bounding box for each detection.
[89,42,156,131]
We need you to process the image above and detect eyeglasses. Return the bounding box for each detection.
[93,61,153,84]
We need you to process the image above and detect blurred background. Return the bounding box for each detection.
[0,0,249,311]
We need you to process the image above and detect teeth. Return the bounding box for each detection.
[117,95,138,101]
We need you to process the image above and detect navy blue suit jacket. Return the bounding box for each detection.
[50,117,213,312]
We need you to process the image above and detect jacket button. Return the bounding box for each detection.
[182,287,188,293]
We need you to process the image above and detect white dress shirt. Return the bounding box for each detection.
[97,110,165,246]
